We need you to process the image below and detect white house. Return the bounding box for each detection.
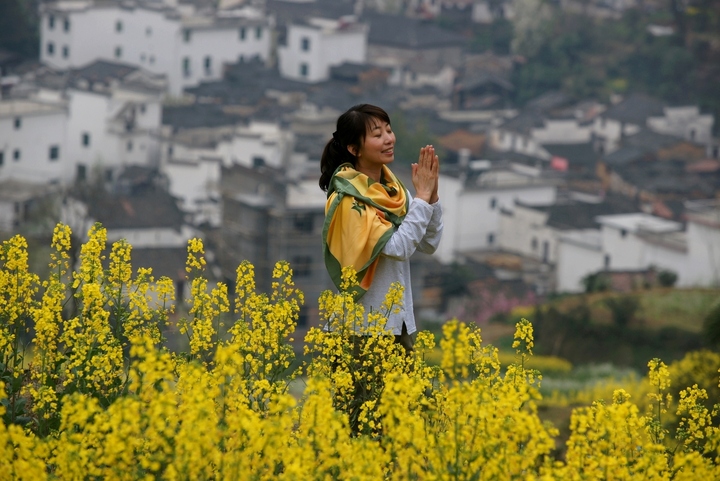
[39,1,272,95]
[556,229,604,292]
[0,98,68,184]
[160,121,295,227]
[591,94,665,154]
[64,61,167,184]
[278,17,368,83]
[435,162,558,264]
[685,200,720,287]
[647,106,714,146]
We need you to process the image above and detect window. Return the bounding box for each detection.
[146,26,152,36]
[183,29,191,42]
[77,164,87,181]
[292,256,313,278]
[49,15,55,29]
[182,57,191,77]
[531,237,538,250]
[604,254,611,269]
[14,117,21,130]
[293,213,314,233]
[13,149,21,161]
[47,42,55,56]
[116,20,123,32]
[301,37,310,51]
[297,305,308,328]
[255,26,262,39]
[62,45,69,58]
[140,53,146,62]
[63,18,70,32]
[139,104,146,114]
[713,146,719,159]
[127,140,133,152]
[689,129,696,141]
[490,197,497,209]
[299,63,308,77]
[204,56,212,75]
[115,46,122,58]
[0,151,4,166]
[82,132,90,146]
[168,145,174,157]
[149,55,155,65]
[487,233,495,245]
[239,27,246,40]
[252,156,265,168]
[620,228,627,238]
[49,145,60,161]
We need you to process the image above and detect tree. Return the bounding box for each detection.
[0,0,39,59]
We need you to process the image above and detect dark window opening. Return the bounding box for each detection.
[82,132,90,146]
[293,213,314,233]
[292,256,313,278]
[49,145,60,160]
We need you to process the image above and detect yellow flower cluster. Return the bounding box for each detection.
[1,227,720,479]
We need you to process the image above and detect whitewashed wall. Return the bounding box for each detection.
[556,230,603,292]
[686,219,720,287]
[278,21,367,83]
[0,100,68,184]
[40,4,271,95]
[531,118,592,144]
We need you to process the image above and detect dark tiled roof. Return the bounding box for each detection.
[535,195,640,230]
[603,93,665,125]
[267,0,356,25]
[613,160,719,199]
[623,129,685,151]
[543,143,598,167]
[602,146,647,165]
[69,60,139,86]
[162,103,241,129]
[498,111,545,135]
[87,188,185,230]
[362,12,467,49]
[602,129,688,165]
[525,90,572,113]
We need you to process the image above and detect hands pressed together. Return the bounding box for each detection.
[411,145,440,204]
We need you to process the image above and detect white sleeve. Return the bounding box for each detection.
[417,201,443,254]
[381,197,438,261]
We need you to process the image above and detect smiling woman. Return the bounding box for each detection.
[319,104,443,353]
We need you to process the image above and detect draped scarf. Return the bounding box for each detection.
[322,163,408,299]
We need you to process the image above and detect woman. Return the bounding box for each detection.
[319,104,443,352]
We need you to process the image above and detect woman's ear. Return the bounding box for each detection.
[347,145,358,157]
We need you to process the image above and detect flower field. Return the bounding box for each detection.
[1,224,719,480]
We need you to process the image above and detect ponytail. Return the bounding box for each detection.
[319,137,355,192]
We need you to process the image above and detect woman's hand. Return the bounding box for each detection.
[412,145,439,204]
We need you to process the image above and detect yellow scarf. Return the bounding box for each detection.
[323,163,408,299]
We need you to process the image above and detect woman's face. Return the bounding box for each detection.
[352,119,396,170]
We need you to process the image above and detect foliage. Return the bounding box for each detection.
[0,0,39,59]
[2,225,720,479]
[703,301,720,347]
[582,272,610,293]
[659,270,679,288]
[604,294,641,328]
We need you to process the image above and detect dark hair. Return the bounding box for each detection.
[318,104,391,192]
